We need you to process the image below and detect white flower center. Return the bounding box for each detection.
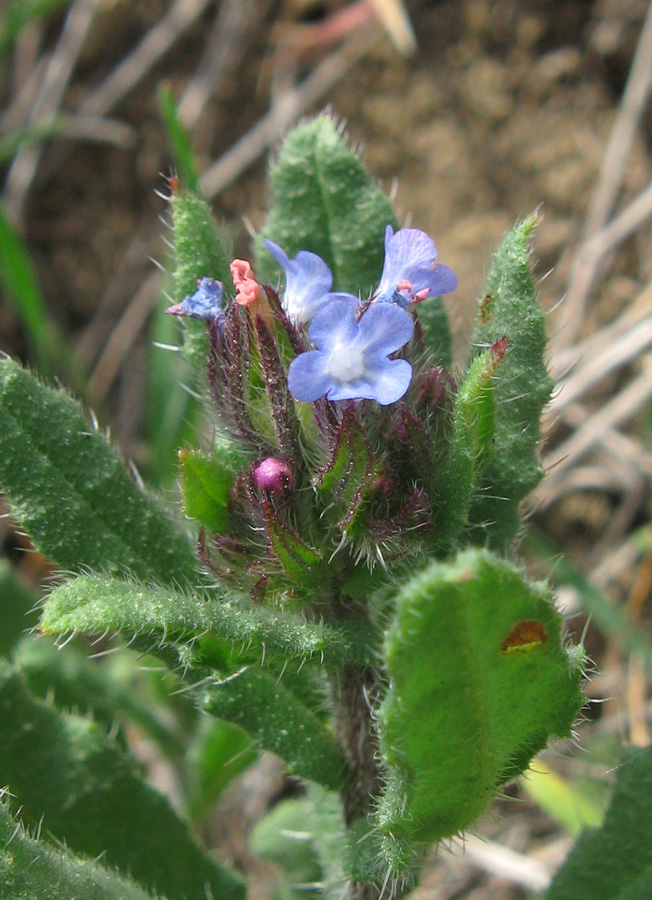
[328,345,364,382]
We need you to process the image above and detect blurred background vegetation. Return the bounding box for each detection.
[1,2,652,897]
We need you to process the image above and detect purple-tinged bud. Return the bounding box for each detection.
[252,457,294,495]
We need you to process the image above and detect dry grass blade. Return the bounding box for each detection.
[199,30,379,200]
[449,833,552,893]
[2,0,98,224]
[557,0,652,348]
[177,0,268,130]
[543,362,652,480]
[79,0,214,118]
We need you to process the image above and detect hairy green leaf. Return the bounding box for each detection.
[186,718,257,823]
[256,116,397,296]
[41,574,376,668]
[431,342,504,553]
[0,358,199,585]
[545,746,652,900]
[468,215,553,549]
[16,638,183,760]
[180,448,234,531]
[170,185,231,385]
[416,296,453,369]
[0,797,161,900]
[0,661,244,900]
[202,666,346,791]
[0,560,39,657]
[377,549,584,846]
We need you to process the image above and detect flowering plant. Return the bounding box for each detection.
[0,117,587,900]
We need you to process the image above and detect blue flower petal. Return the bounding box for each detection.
[376,226,457,303]
[287,350,332,402]
[429,263,459,297]
[288,299,414,405]
[264,239,345,323]
[308,300,360,350]
[357,302,414,356]
[166,277,224,320]
[362,357,413,405]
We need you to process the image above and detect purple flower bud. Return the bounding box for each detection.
[252,457,294,495]
[374,226,458,307]
[166,277,224,320]
[288,299,414,405]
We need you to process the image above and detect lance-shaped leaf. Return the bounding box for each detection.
[0,358,200,585]
[0,797,163,900]
[545,745,652,900]
[40,574,375,669]
[16,637,183,761]
[170,183,232,384]
[416,296,453,369]
[468,215,553,549]
[180,447,235,532]
[0,661,244,900]
[256,115,397,295]
[430,341,504,554]
[315,409,378,533]
[201,665,346,791]
[377,549,584,847]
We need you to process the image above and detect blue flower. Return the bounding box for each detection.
[264,239,358,324]
[166,277,224,320]
[374,226,458,307]
[288,300,414,405]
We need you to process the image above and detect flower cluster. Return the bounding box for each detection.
[169,226,456,407]
[170,224,461,594]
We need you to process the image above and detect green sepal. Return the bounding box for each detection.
[256,115,397,295]
[0,358,200,586]
[377,549,584,846]
[40,574,376,669]
[0,797,163,900]
[315,409,379,533]
[545,745,652,900]
[201,666,346,791]
[0,660,245,900]
[262,500,328,589]
[254,314,304,465]
[430,341,504,553]
[180,447,235,531]
[468,215,554,549]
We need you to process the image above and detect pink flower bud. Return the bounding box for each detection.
[252,458,294,495]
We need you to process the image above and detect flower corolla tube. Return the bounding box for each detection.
[263,239,357,324]
[374,225,458,307]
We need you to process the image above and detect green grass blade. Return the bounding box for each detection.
[158,84,201,193]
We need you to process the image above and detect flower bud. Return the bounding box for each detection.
[252,457,294,495]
